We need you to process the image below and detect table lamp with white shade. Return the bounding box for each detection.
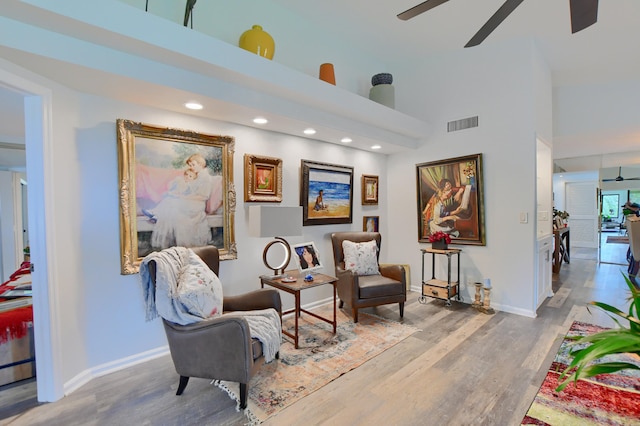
[249,205,302,277]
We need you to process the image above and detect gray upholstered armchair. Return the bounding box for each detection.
[147,246,282,409]
[330,232,406,322]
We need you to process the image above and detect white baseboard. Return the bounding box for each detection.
[410,285,536,317]
[64,346,169,396]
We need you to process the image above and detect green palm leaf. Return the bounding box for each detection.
[554,272,640,392]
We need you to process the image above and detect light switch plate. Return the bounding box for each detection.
[520,212,528,223]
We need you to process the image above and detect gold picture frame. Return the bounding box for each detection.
[416,153,485,246]
[244,154,282,202]
[117,119,236,274]
[361,174,379,205]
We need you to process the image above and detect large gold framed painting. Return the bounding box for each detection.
[416,153,485,246]
[117,119,236,274]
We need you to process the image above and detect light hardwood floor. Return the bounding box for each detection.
[0,243,634,425]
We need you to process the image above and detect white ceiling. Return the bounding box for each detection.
[1,0,639,170]
[270,0,640,86]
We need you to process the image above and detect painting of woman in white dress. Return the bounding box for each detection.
[116,119,236,274]
[134,141,224,256]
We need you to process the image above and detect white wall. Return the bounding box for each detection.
[57,92,390,383]
[553,81,640,160]
[0,171,18,280]
[387,38,545,317]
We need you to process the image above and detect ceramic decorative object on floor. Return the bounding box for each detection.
[239,25,275,59]
[369,72,394,108]
[319,63,336,85]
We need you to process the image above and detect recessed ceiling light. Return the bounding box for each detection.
[371,145,382,150]
[303,128,316,135]
[253,117,268,124]
[184,102,203,110]
[341,137,352,143]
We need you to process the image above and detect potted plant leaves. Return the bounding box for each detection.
[555,273,640,392]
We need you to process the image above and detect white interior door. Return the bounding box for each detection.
[565,181,598,248]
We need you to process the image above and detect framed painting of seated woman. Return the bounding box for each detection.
[117,119,236,274]
[416,153,485,246]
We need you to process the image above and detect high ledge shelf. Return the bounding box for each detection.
[3,0,433,152]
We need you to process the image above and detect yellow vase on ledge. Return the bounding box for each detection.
[239,25,275,60]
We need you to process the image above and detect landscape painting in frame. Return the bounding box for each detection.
[301,160,354,226]
[117,119,236,274]
[416,153,485,246]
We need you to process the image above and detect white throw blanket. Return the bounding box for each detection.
[225,309,282,363]
[139,247,282,362]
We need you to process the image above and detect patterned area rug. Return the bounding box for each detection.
[606,236,629,244]
[522,321,640,425]
[217,304,418,424]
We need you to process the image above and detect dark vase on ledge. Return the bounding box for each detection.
[432,240,448,250]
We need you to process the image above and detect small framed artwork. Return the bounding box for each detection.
[300,159,354,226]
[244,154,282,202]
[363,216,379,232]
[362,174,379,205]
[416,153,485,246]
[292,241,323,274]
[117,119,236,274]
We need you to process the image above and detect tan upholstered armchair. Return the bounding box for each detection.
[147,246,282,409]
[330,232,406,322]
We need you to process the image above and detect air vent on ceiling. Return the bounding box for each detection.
[447,116,478,132]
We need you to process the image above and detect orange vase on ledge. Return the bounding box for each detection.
[319,63,336,85]
[239,25,275,60]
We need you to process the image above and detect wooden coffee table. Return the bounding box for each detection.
[260,270,337,349]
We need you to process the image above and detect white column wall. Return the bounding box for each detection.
[387,38,544,316]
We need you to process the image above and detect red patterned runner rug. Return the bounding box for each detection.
[216,304,419,425]
[522,321,640,425]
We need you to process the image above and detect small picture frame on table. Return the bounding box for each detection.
[292,241,323,274]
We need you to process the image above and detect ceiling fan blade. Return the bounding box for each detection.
[465,0,525,48]
[397,0,450,21]
[570,0,598,34]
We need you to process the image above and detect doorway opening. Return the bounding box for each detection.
[598,189,635,266]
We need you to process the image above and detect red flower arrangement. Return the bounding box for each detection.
[428,231,452,244]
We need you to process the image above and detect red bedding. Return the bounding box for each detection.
[0,261,33,344]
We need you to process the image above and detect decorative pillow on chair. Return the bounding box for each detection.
[177,253,223,319]
[342,239,380,276]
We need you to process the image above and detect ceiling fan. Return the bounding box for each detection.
[602,167,640,182]
[397,0,599,48]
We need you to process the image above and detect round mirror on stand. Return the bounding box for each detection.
[262,237,291,276]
